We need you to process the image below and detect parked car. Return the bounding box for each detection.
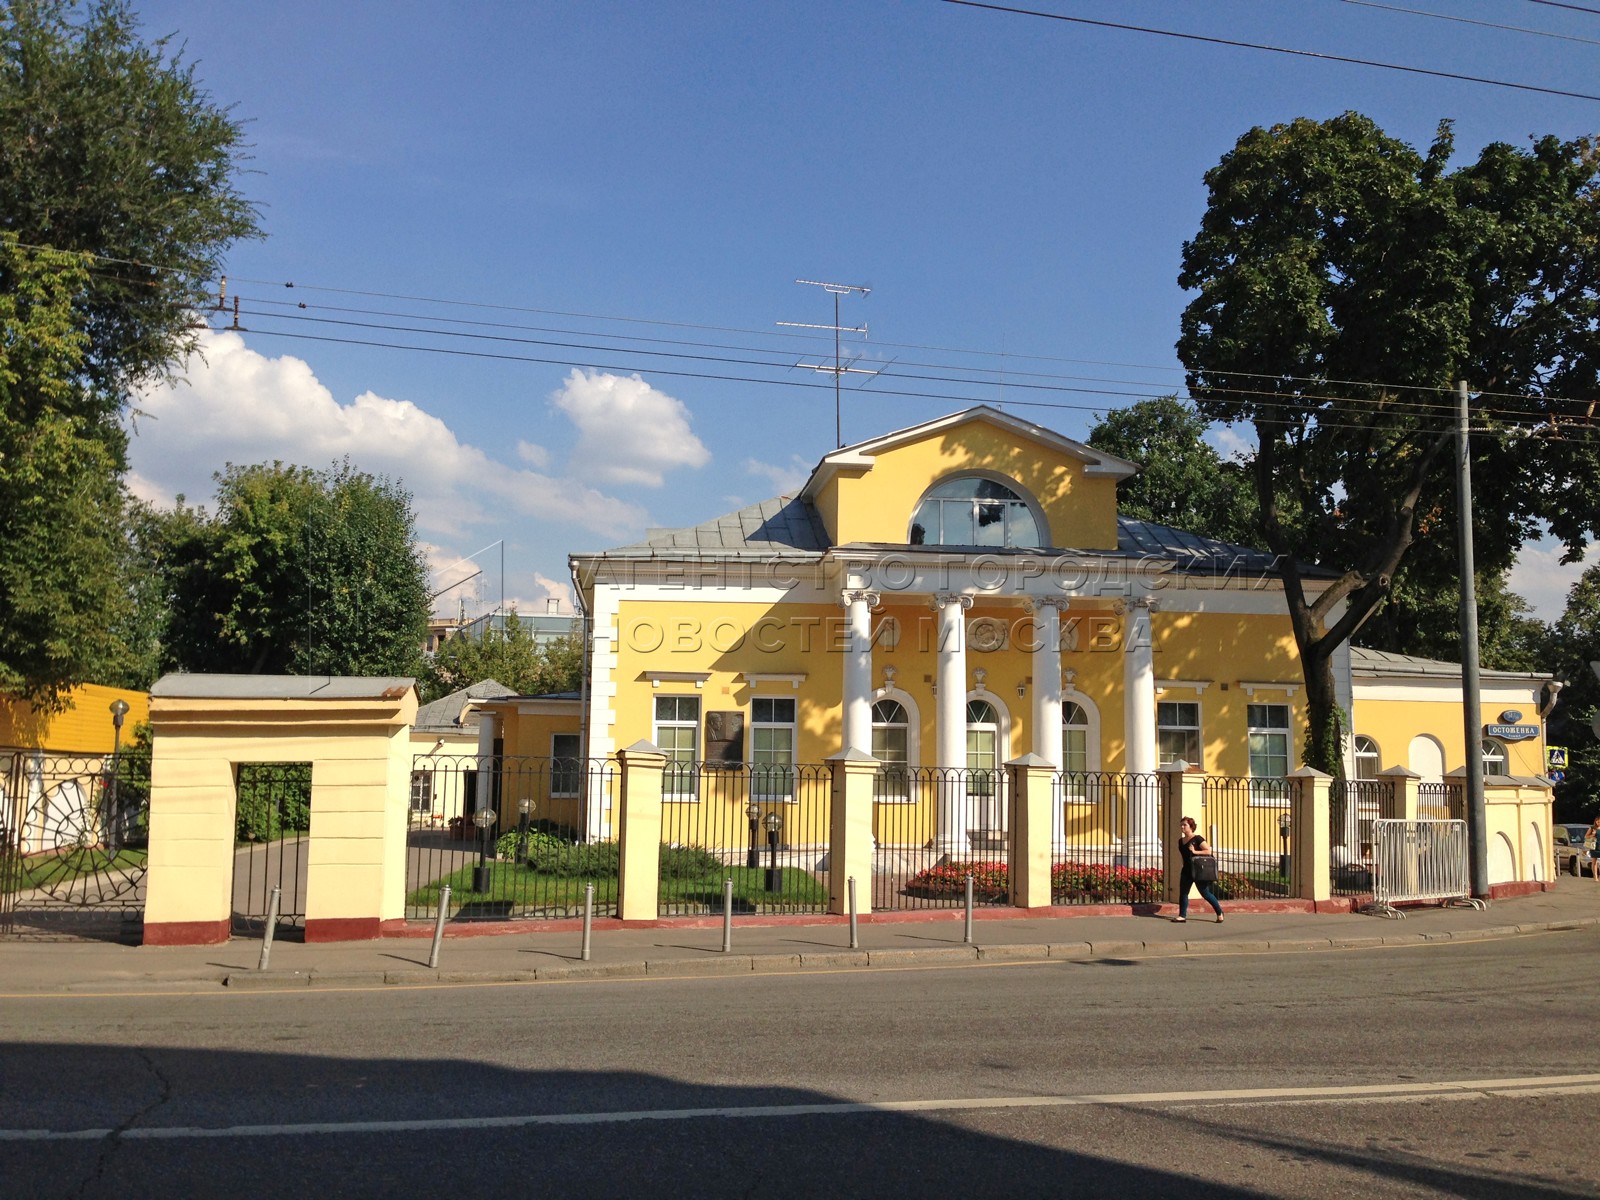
[1554,824,1591,875]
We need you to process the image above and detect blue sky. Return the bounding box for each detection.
[125,1,1600,619]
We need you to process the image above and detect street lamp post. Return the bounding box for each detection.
[745,802,761,870]
[108,699,130,851]
[763,811,783,893]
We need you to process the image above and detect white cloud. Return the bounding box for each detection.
[1508,538,1592,622]
[527,572,576,614]
[744,454,811,495]
[517,440,550,468]
[549,368,710,487]
[130,330,648,542]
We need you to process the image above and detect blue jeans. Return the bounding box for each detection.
[1179,866,1223,918]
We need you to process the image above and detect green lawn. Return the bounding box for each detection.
[1,848,148,894]
[407,861,828,915]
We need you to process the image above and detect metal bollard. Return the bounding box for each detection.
[428,884,451,970]
[848,876,859,950]
[722,878,734,953]
[581,883,594,962]
[963,872,974,945]
[257,886,281,971]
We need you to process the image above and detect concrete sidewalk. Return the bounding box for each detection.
[4,877,1598,995]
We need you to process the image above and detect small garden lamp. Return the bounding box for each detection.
[745,801,761,869]
[517,796,534,862]
[471,800,498,894]
[1278,811,1292,879]
[763,810,783,893]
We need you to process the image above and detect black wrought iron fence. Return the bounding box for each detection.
[232,762,311,933]
[405,755,619,921]
[1051,772,1163,905]
[1199,776,1293,901]
[1330,778,1392,896]
[658,763,831,916]
[1418,781,1465,822]
[872,767,1011,911]
[0,749,150,936]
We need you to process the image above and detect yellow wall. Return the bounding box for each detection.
[144,689,417,944]
[817,421,1120,550]
[1354,693,1545,778]
[0,684,149,753]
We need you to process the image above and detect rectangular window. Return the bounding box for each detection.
[751,696,796,800]
[654,695,700,798]
[409,770,433,813]
[1157,701,1201,768]
[871,724,909,799]
[1248,703,1291,803]
[551,733,581,798]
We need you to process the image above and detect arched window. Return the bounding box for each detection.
[966,699,999,796]
[1353,735,1380,781]
[909,476,1043,549]
[871,699,909,799]
[1062,702,1089,775]
[1481,738,1507,778]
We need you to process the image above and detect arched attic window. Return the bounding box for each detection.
[909,475,1044,549]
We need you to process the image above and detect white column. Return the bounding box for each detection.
[1119,598,1160,866]
[474,708,500,825]
[1029,597,1065,769]
[840,589,879,755]
[933,592,973,856]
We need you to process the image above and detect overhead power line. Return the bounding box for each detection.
[1525,0,1600,17]
[1339,0,1600,47]
[940,0,1600,102]
[223,310,1592,443]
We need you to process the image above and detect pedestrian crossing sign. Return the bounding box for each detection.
[1546,746,1568,771]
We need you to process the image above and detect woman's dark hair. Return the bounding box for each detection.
[1180,816,1197,830]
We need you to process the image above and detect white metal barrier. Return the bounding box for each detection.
[1364,818,1485,918]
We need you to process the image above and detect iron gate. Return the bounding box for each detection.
[0,748,149,940]
[872,767,1012,911]
[231,762,311,935]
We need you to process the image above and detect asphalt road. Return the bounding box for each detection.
[2,929,1597,1198]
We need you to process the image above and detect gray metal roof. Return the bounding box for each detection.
[1349,647,1550,683]
[1115,517,1301,575]
[602,494,830,559]
[150,674,416,700]
[413,679,517,733]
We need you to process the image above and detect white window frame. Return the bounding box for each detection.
[1060,695,1099,802]
[1353,734,1380,781]
[653,695,700,800]
[1157,701,1202,769]
[1480,737,1508,778]
[750,696,797,801]
[1247,702,1292,805]
[410,769,434,813]
[871,697,912,802]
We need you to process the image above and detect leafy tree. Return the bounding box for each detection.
[1086,395,1257,545]
[0,236,129,704]
[1178,113,1600,773]
[1,0,259,401]
[1355,569,1548,675]
[424,613,584,702]
[0,0,258,702]
[156,461,430,678]
[1543,565,1600,822]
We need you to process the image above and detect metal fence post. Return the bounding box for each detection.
[721,877,733,953]
[963,872,974,944]
[581,883,594,962]
[848,876,859,950]
[256,886,281,971]
[428,884,451,969]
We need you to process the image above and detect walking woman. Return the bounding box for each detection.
[1586,816,1600,881]
[1174,816,1224,923]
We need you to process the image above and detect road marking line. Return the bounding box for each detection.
[3,1073,1597,1142]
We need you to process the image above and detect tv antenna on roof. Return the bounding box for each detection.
[778,279,874,448]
